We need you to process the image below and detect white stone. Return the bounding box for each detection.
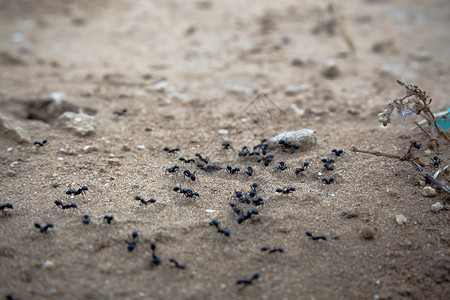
[218,129,228,135]
[421,186,436,197]
[137,145,146,150]
[430,202,444,213]
[56,112,95,136]
[396,214,407,225]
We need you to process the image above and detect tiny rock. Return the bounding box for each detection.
[137,145,146,150]
[42,260,55,269]
[430,202,444,213]
[342,209,359,219]
[268,129,316,151]
[56,112,96,136]
[284,83,310,96]
[51,181,60,188]
[0,113,31,144]
[320,60,340,79]
[422,186,436,197]
[121,144,131,151]
[82,145,98,153]
[361,227,375,240]
[396,214,407,225]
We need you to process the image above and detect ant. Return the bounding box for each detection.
[166,165,179,174]
[278,139,299,150]
[169,258,185,269]
[261,247,284,254]
[306,231,326,241]
[82,214,90,224]
[278,161,288,171]
[321,158,335,171]
[0,203,13,213]
[135,196,156,206]
[150,242,160,265]
[252,197,264,207]
[66,186,88,196]
[245,166,254,176]
[173,186,200,198]
[34,139,47,147]
[53,200,77,210]
[127,231,138,252]
[248,183,260,198]
[331,149,344,156]
[113,108,127,116]
[431,156,441,168]
[226,166,240,174]
[295,161,310,175]
[179,157,195,164]
[253,138,269,155]
[322,178,334,184]
[275,187,295,194]
[182,170,197,181]
[34,222,54,233]
[257,154,274,166]
[5,294,20,300]
[103,215,114,224]
[237,209,259,224]
[163,147,180,154]
[222,142,232,150]
[236,273,260,285]
[210,219,230,237]
[195,153,209,164]
[196,163,216,172]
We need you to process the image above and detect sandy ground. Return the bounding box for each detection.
[0,0,449,299]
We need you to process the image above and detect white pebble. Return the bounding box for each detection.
[218,129,228,135]
[430,202,444,213]
[421,186,436,197]
[396,214,407,225]
[42,260,54,269]
[137,145,146,150]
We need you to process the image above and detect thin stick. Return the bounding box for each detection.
[410,162,450,194]
[351,146,401,159]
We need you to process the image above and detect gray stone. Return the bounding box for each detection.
[0,113,30,143]
[268,129,316,151]
[320,60,340,79]
[56,112,96,136]
[430,202,444,213]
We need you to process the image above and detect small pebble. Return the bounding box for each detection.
[430,202,444,213]
[122,144,131,151]
[342,209,358,219]
[218,129,229,135]
[320,60,340,79]
[42,260,55,269]
[137,145,146,150]
[396,214,407,225]
[52,181,60,188]
[421,186,436,197]
[361,227,375,240]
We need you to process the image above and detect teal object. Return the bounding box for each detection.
[435,108,450,131]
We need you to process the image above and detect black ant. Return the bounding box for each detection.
[245,166,254,176]
[173,186,200,198]
[179,157,195,164]
[321,158,335,171]
[135,196,156,206]
[236,273,260,285]
[113,108,127,116]
[237,209,259,224]
[252,197,264,207]
[195,153,209,164]
[261,246,284,254]
[257,154,274,166]
[82,214,90,224]
[166,165,179,174]
[127,231,138,252]
[34,140,47,147]
[210,219,230,237]
[222,142,232,150]
[196,163,216,172]
[66,186,88,196]
[34,222,54,233]
[150,242,160,265]
[275,187,295,194]
[306,231,326,241]
[163,147,180,154]
[226,166,240,174]
[54,200,77,210]
[0,203,13,213]
[278,161,288,171]
[253,138,269,155]
[278,139,299,150]
[182,170,197,181]
[103,215,114,224]
[5,294,20,300]
[322,178,334,184]
[248,183,260,198]
[169,258,185,269]
[431,156,441,168]
[295,161,310,175]
[331,149,344,156]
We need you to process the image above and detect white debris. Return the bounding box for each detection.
[396,214,407,225]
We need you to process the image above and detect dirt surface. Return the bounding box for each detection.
[0,0,449,299]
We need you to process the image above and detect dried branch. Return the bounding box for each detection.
[410,162,450,194]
